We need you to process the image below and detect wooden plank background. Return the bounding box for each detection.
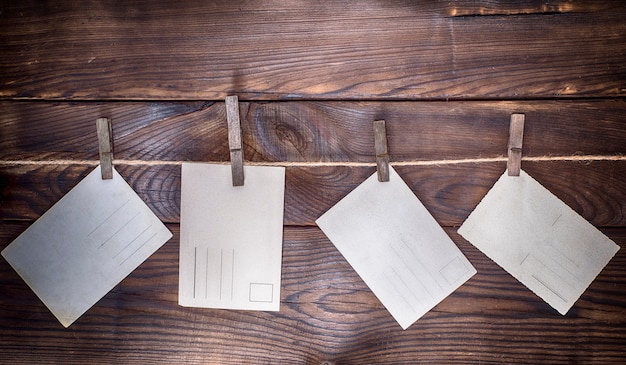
[1,1,625,364]
[1,1,625,100]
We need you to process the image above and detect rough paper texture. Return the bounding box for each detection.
[1,166,173,327]
[458,169,620,314]
[179,163,285,311]
[316,166,476,329]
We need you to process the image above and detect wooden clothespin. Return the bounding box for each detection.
[96,117,113,180]
[226,95,244,186]
[373,120,390,182]
[507,113,525,176]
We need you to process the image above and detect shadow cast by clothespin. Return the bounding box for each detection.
[373,120,390,182]
[96,117,113,180]
[507,113,525,176]
[226,95,244,186]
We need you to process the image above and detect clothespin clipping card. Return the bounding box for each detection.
[226,95,244,186]
[1,116,173,327]
[317,119,476,329]
[459,112,619,315]
[96,117,114,180]
[507,113,525,176]
[178,95,286,311]
[373,120,390,182]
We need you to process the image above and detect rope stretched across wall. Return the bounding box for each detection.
[0,155,624,167]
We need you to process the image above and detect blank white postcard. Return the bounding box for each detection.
[178,163,285,311]
[316,166,476,329]
[1,166,173,327]
[458,169,619,314]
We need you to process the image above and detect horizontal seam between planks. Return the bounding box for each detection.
[1,96,626,103]
[0,155,625,167]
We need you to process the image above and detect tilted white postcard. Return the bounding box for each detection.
[1,166,173,327]
[458,169,619,314]
[316,166,476,329]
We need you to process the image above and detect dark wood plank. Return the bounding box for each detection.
[2,100,626,162]
[1,224,625,364]
[0,101,213,161]
[1,1,624,100]
[245,100,626,162]
[2,161,625,227]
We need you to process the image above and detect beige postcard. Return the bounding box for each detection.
[1,166,173,327]
[178,163,285,311]
[316,166,476,329]
[458,169,619,314]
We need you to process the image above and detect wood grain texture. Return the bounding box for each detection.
[2,100,625,162]
[1,224,625,364]
[1,1,625,362]
[0,100,212,161]
[0,1,624,100]
[2,161,625,227]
